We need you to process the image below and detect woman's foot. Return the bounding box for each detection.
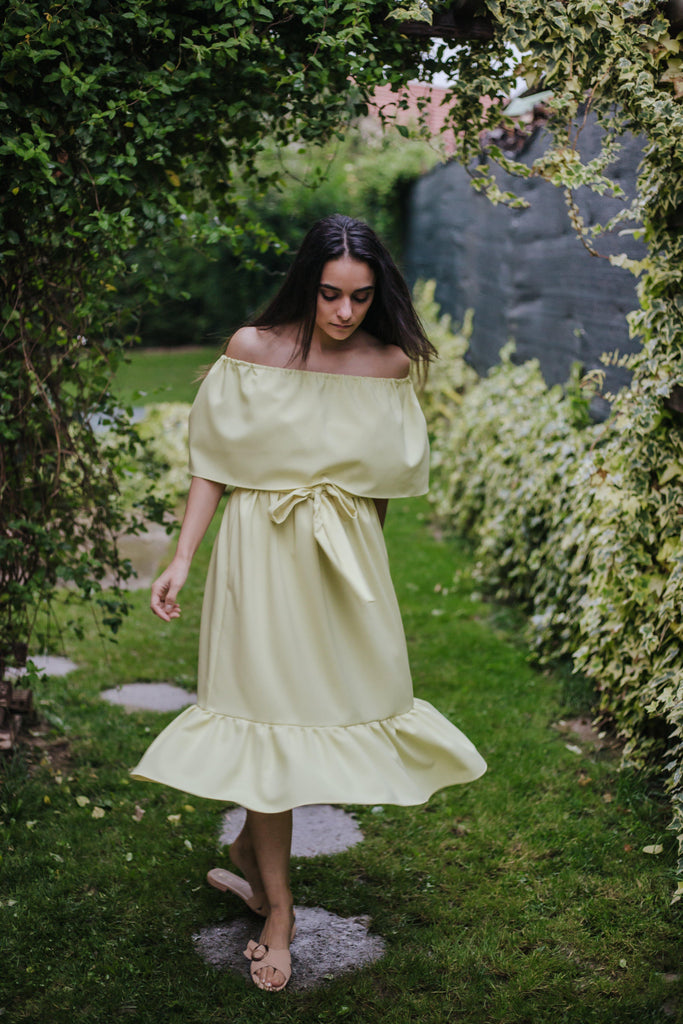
[228,835,269,916]
[244,904,296,991]
[206,868,267,917]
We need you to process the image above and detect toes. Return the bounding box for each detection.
[254,966,285,991]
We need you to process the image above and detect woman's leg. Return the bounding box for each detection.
[244,809,295,989]
[228,814,270,915]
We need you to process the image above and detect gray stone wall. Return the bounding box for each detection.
[404,117,646,409]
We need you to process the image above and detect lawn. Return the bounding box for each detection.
[112,345,219,406]
[1,348,680,1023]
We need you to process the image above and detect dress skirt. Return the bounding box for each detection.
[131,484,486,811]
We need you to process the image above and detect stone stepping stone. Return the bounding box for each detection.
[6,654,78,679]
[220,804,364,857]
[194,906,385,990]
[101,682,197,712]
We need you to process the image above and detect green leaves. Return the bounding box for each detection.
[422,300,683,892]
[402,0,683,895]
[0,0,426,682]
[387,2,433,24]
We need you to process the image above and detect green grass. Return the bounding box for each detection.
[113,345,220,406]
[2,350,681,1021]
[2,496,680,1024]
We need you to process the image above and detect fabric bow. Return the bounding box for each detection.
[268,483,374,603]
[244,940,268,962]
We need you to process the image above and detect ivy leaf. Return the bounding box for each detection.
[386,2,432,24]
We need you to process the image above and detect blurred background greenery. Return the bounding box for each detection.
[123,124,439,348]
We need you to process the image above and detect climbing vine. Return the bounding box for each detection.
[0,1,425,672]
[406,0,683,889]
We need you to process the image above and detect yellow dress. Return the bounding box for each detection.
[131,356,486,811]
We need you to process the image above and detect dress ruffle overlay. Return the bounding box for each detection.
[131,356,486,811]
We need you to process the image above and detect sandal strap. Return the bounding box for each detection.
[243,939,268,962]
[243,940,292,990]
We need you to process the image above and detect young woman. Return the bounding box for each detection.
[132,214,486,991]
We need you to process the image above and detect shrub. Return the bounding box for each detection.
[419,284,683,894]
[107,403,192,513]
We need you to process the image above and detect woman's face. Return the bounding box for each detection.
[314,256,375,346]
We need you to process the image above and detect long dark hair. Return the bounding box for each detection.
[251,214,437,376]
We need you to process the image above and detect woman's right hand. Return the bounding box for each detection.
[150,558,190,622]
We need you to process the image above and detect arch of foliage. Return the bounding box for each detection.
[0,0,434,671]
[2,0,683,882]
[408,0,683,890]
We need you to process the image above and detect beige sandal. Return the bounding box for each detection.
[243,920,297,991]
[206,867,267,917]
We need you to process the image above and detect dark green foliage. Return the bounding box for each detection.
[0,1,428,669]
[416,0,683,885]
[126,128,440,347]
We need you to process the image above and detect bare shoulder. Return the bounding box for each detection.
[381,345,411,379]
[360,338,410,379]
[225,326,262,361]
[226,325,297,367]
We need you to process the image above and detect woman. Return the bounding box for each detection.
[132,214,486,992]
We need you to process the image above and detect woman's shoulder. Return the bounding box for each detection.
[225,325,298,367]
[358,335,411,380]
[379,344,411,380]
[225,326,264,361]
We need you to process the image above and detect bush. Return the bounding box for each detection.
[418,284,683,894]
[104,403,192,514]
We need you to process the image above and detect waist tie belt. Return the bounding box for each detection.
[268,483,375,603]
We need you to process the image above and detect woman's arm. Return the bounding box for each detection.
[150,476,225,621]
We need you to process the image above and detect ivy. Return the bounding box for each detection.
[420,303,683,889]
[0,1,425,670]
[405,0,683,891]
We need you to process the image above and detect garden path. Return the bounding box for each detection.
[101,681,387,987]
